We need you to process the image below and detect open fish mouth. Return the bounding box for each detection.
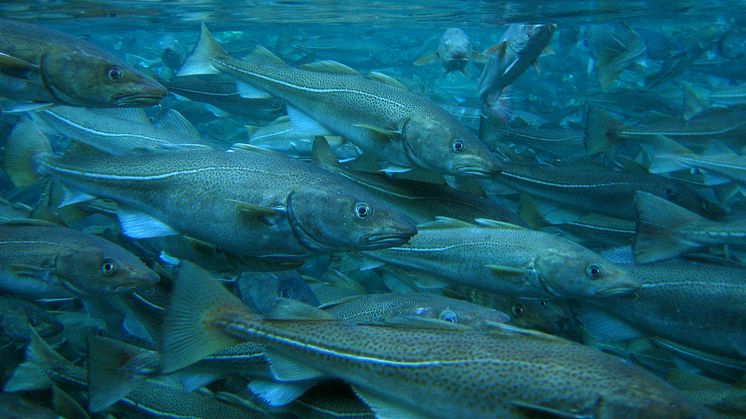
[113,91,167,106]
[359,233,413,248]
[595,286,637,297]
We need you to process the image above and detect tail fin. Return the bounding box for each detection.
[3,116,52,187]
[4,328,71,392]
[87,336,160,412]
[177,23,228,76]
[633,191,706,263]
[682,83,709,121]
[594,48,623,91]
[584,106,620,155]
[161,261,247,373]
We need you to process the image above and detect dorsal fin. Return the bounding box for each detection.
[245,45,287,66]
[367,71,407,89]
[153,109,201,137]
[311,137,343,171]
[301,60,359,75]
[474,218,528,230]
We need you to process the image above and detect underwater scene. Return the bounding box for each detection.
[0,0,745,417]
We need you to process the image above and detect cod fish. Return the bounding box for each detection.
[0,18,166,110]
[634,192,746,263]
[363,217,638,299]
[0,295,62,342]
[578,257,746,362]
[33,106,212,155]
[0,222,159,298]
[15,136,416,261]
[414,28,489,75]
[179,24,501,177]
[162,261,710,419]
[478,23,556,106]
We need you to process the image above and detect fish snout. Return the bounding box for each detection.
[111,80,167,107]
[359,221,417,249]
[453,155,503,177]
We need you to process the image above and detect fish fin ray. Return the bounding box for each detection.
[352,386,430,419]
[117,209,180,239]
[248,379,315,406]
[301,60,359,75]
[413,52,438,66]
[177,23,225,76]
[265,350,325,381]
[287,106,332,136]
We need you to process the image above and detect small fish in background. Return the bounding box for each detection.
[478,23,557,107]
[0,295,63,343]
[0,18,166,111]
[237,270,320,314]
[414,28,489,75]
[588,24,647,91]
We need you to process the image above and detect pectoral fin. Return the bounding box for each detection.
[414,52,439,66]
[352,386,430,419]
[485,264,530,280]
[230,199,286,221]
[0,52,38,78]
[352,123,399,138]
[10,264,52,280]
[248,379,315,407]
[510,399,589,419]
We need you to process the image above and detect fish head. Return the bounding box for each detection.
[526,24,557,47]
[402,115,502,177]
[438,28,473,72]
[661,183,728,219]
[56,243,160,295]
[534,248,640,298]
[286,189,417,253]
[414,302,510,326]
[40,50,167,107]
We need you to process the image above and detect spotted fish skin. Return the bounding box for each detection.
[178,24,501,177]
[163,262,711,419]
[37,146,416,260]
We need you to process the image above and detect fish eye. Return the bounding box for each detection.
[354,202,372,218]
[279,286,292,298]
[439,309,458,323]
[702,201,711,212]
[106,66,124,81]
[29,318,39,327]
[664,188,676,198]
[101,259,118,276]
[451,139,466,152]
[511,303,525,317]
[586,264,602,279]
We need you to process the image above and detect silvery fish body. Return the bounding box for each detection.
[37,145,416,260]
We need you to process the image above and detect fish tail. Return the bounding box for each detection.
[584,106,620,155]
[177,23,228,76]
[161,261,246,374]
[682,83,709,121]
[594,48,623,91]
[4,328,66,392]
[633,191,706,263]
[87,336,155,412]
[3,116,52,187]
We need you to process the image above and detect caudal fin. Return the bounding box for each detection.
[161,261,247,373]
[87,336,160,412]
[594,48,623,91]
[633,191,706,263]
[584,106,620,155]
[3,116,52,187]
[177,23,229,76]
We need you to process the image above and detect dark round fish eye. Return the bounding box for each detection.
[279,286,292,298]
[511,303,525,317]
[101,259,118,276]
[106,66,124,81]
[586,264,602,279]
[451,139,466,152]
[439,309,458,323]
[354,202,372,218]
[702,201,711,211]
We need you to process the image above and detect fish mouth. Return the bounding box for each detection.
[595,286,637,297]
[359,233,413,248]
[112,91,167,106]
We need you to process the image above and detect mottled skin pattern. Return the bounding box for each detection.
[321,293,509,325]
[39,147,415,259]
[363,220,638,298]
[0,225,158,297]
[213,302,706,418]
[495,163,711,220]
[0,18,166,107]
[587,261,746,359]
[186,25,500,176]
